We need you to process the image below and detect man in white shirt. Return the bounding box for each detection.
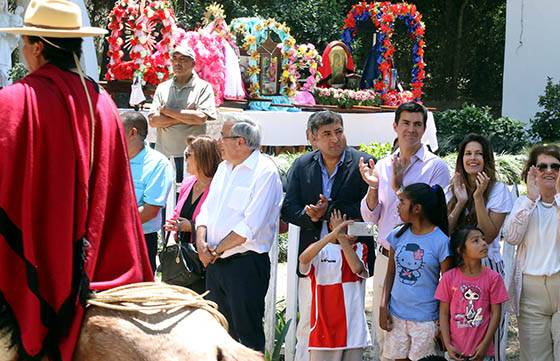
[195,114,283,352]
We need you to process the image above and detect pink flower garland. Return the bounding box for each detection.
[174,29,226,106]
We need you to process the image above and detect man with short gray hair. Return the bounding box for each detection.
[196,114,283,352]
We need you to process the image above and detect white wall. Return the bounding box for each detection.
[502,0,560,123]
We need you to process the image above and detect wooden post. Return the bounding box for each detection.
[502,184,519,291]
[284,223,300,361]
[264,222,280,356]
[165,156,176,221]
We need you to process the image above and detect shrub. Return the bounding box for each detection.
[359,142,393,160]
[530,77,560,143]
[8,63,28,82]
[434,104,528,156]
[277,233,288,263]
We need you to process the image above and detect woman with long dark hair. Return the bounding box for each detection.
[446,134,513,360]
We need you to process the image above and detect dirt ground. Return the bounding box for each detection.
[275,262,520,361]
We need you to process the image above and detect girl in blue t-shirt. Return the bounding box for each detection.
[380,183,453,361]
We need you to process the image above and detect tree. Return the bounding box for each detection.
[87,0,507,109]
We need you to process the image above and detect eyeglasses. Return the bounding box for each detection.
[536,163,560,172]
[220,134,242,140]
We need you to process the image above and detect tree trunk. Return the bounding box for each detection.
[449,0,470,100]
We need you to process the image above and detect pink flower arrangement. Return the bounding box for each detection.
[314,88,381,108]
[174,29,226,106]
[381,90,415,106]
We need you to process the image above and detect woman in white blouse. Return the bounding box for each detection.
[446,133,513,360]
[502,144,560,361]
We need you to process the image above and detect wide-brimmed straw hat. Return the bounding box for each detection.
[0,0,107,38]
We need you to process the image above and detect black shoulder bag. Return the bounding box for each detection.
[159,231,205,287]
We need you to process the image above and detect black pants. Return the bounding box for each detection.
[173,156,184,184]
[205,251,270,352]
[144,232,158,274]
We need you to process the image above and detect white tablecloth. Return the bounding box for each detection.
[243,110,438,150]
[145,110,439,150]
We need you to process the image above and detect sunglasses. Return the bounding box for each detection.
[536,163,560,172]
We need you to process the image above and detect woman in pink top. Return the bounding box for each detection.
[164,136,221,293]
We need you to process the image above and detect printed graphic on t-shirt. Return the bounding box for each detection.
[454,284,484,328]
[396,243,425,285]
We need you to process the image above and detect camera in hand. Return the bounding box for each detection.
[347,222,375,237]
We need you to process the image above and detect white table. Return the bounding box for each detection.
[146,110,439,150]
[241,110,438,150]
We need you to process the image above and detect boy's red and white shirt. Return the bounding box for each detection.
[302,242,372,350]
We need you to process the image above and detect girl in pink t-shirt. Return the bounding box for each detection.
[435,226,509,360]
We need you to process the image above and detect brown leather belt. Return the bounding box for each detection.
[378,245,390,257]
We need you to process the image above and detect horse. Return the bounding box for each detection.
[0,283,263,361]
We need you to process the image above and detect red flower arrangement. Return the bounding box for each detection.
[105,0,176,86]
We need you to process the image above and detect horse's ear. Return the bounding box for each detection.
[216,345,264,361]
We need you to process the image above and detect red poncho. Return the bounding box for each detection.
[0,64,154,360]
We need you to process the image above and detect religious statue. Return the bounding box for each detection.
[257,36,281,96]
[317,41,357,89]
[0,0,23,87]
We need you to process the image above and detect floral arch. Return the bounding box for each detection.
[341,2,426,101]
[230,17,298,98]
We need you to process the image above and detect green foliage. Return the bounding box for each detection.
[8,63,28,82]
[272,152,305,177]
[277,232,288,263]
[265,302,291,361]
[442,152,526,185]
[359,142,393,160]
[530,77,560,143]
[434,104,527,156]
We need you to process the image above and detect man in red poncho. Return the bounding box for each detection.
[0,0,154,360]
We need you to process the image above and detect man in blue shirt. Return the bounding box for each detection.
[121,111,173,273]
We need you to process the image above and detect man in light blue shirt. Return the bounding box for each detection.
[121,111,173,273]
